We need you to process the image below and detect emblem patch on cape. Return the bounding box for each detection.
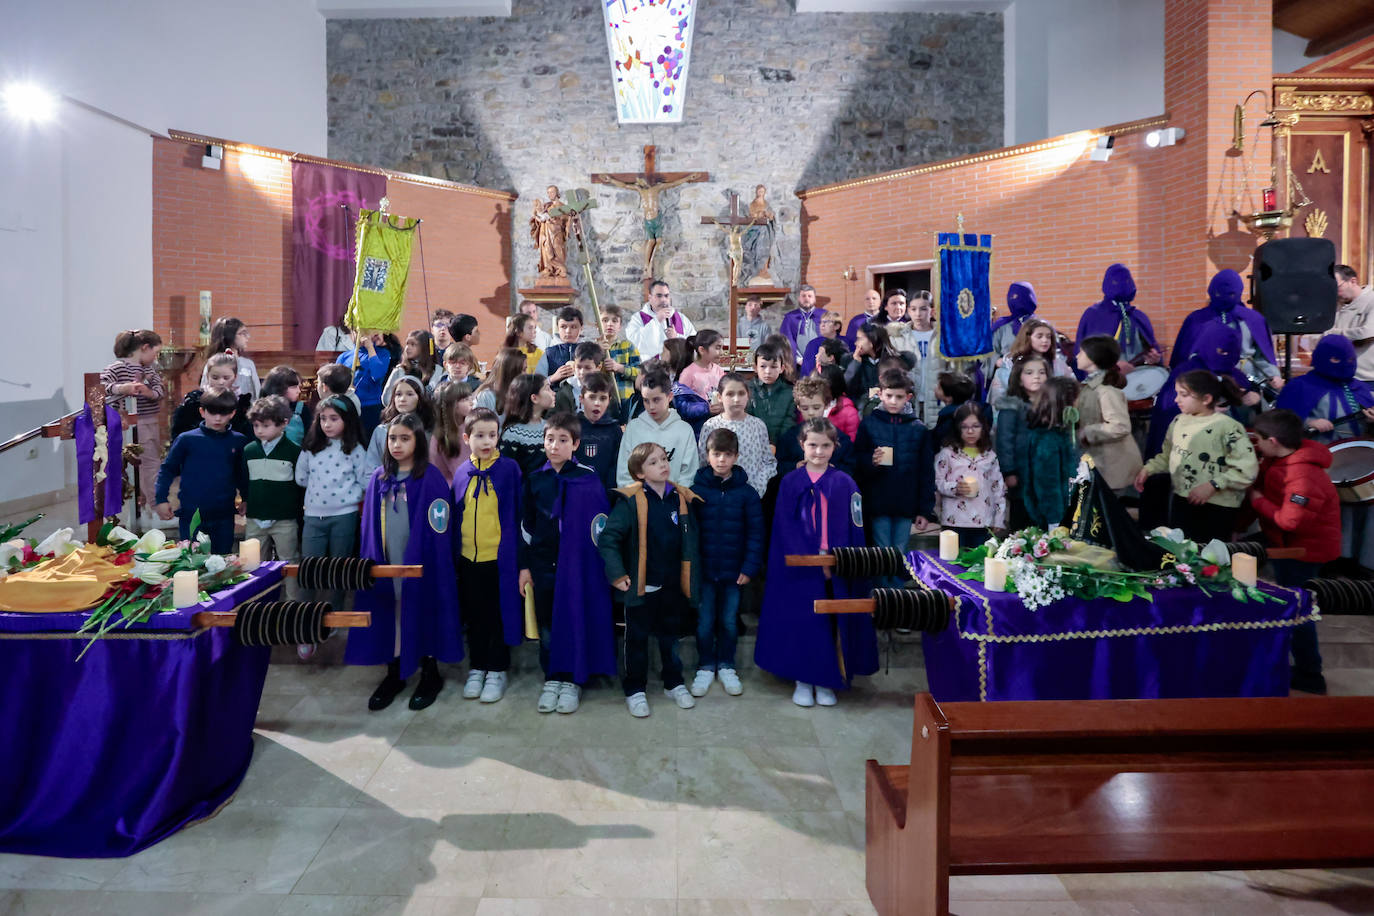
[591,512,608,546]
[427,499,450,534]
[850,492,864,528]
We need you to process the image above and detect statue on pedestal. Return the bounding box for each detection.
[531,185,572,280]
[741,184,776,286]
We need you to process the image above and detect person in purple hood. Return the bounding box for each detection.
[1145,322,1258,459]
[1170,268,1283,394]
[991,281,1038,359]
[1277,334,1374,571]
[1075,263,1162,368]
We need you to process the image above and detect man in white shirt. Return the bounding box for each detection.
[624,279,696,361]
[1332,264,1374,382]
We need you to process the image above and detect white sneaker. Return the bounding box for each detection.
[815,686,838,707]
[537,680,562,713]
[479,671,507,703]
[690,668,715,697]
[718,668,743,696]
[665,684,696,709]
[463,669,486,699]
[626,692,650,718]
[556,681,581,714]
[792,681,816,707]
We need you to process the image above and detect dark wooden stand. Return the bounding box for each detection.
[866,692,1374,916]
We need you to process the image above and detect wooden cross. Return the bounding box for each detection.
[590,145,709,290]
[589,144,708,189]
[701,189,771,286]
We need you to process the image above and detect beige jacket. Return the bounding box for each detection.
[1334,286,1374,382]
[1076,374,1142,490]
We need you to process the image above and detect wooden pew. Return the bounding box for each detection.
[866,692,1374,916]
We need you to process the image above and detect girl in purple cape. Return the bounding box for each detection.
[755,417,878,708]
[350,413,464,712]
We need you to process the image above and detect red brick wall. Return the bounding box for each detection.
[151,138,513,363]
[800,0,1274,353]
[799,125,1176,342]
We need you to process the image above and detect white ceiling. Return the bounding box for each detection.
[314,0,1014,19]
[315,0,510,18]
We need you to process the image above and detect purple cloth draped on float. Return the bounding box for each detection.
[104,404,123,512]
[75,405,95,523]
[912,552,1312,703]
[74,405,125,524]
[0,564,284,857]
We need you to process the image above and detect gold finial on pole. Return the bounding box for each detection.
[956,212,965,234]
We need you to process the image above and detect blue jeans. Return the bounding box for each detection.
[697,579,740,671]
[870,516,913,589]
[301,512,359,608]
[179,512,235,554]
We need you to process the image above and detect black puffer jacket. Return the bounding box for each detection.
[853,408,935,521]
[691,465,764,582]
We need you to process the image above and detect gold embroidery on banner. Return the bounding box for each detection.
[1306,208,1329,238]
[957,288,976,319]
[1308,149,1330,173]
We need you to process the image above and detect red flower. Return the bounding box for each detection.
[1201,564,1219,578]
[113,549,136,565]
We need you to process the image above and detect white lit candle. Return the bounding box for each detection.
[963,476,979,497]
[239,538,261,572]
[1232,553,1258,587]
[939,530,960,561]
[172,570,200,608]
[984,557,1009,592]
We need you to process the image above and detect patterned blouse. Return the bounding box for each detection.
[933,446,1007,530]
[697,414,777,497]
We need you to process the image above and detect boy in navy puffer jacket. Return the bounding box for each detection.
[690,428,764,698]
[853,368,936,588]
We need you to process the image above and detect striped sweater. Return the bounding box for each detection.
[244,436,303,521]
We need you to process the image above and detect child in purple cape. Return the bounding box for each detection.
[350,413,463,712]
[755,417,878,708]
[451,407,525,704]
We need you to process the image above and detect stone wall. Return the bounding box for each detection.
[327,0,1002,330]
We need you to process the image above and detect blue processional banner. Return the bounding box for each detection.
[934,231,993,362]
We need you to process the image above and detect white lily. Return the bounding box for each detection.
[0,540,24,567]
[1150,526,1187,544]
[133,528,167,555]
[1200,539,1233,567]
[195,531,211,547]
[204,554,227,575]
[130,561,170,585]
[107,525,139,547]
[146,546,185,563]
[35,528,80,557]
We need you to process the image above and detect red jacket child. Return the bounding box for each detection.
[1247,439,1341,564]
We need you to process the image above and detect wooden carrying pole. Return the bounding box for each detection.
[193,610,371,628]
[281,565,423,578]
[784,555,958,614]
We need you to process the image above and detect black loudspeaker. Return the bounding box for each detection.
[1252,237,1337,334]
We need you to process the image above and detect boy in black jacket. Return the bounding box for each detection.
[155,387,250,552]
[576,372,622,493]
[853,368,935,588]
[690,428,763,698]
[600,441,702,719]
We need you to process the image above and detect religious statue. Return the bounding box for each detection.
[596,172,705,278]
[741,184,776,285]
[530,185,572,279]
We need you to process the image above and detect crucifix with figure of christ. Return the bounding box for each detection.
[590,145,708,289]
[701,190,771,287]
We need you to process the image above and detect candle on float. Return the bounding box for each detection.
[939,530,960,561]
[172,570,200,608]
[1233,553,1258,587]
[239,538,261,572]
[984,557,1009,592]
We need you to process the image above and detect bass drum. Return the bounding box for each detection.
[1327,438,1374,504]
[1122,365,1170,411]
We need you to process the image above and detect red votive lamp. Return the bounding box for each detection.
[1262,187,1277,211]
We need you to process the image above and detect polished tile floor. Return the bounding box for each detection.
[2,630,1374,915]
